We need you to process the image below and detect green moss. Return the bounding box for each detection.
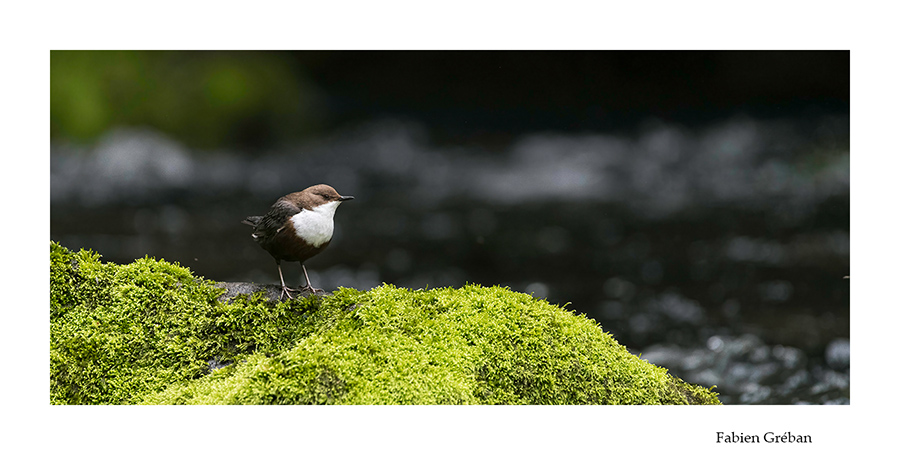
[50,241,223,404]
[50,241,720,405]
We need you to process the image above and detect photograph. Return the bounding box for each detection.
[49,50,849,408]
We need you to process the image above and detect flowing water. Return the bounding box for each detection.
[51,114,850,404]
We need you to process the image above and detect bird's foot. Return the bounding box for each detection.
[295,285,325,295]
[280,285,323,299]
[280,286,295,300]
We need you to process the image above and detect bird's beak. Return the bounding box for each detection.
[339,195,354,202]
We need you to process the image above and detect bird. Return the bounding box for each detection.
[242,184,353,299]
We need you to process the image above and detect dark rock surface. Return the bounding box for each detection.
[214,282,330,302]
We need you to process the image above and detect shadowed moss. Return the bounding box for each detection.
[50,241,719,405]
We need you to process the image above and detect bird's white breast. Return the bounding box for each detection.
[289,200,341,247]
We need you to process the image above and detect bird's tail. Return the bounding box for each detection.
[242,216,263,227]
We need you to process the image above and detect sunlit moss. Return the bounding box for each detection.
[51,241,719,405]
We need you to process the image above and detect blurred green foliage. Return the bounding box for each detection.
[50,51,319,149]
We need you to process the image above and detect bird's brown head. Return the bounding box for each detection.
[304,184,354,204]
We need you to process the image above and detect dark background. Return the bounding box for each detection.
[50,51,850,404]
[51,51,849,146]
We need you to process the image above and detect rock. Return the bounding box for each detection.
[214,282,329,302]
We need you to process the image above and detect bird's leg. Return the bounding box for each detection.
[276,260,297,300]
[297,264,324,294]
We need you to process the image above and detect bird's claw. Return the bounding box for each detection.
[280,285,323,300]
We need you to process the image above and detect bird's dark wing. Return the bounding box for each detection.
[252,199,302,241]
[241,215,263,227]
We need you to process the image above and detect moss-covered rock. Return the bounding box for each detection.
[50,241,720,405]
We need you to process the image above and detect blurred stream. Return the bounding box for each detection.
[51,114,849,404]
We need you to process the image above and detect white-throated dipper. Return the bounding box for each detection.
[242,184,353,299]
